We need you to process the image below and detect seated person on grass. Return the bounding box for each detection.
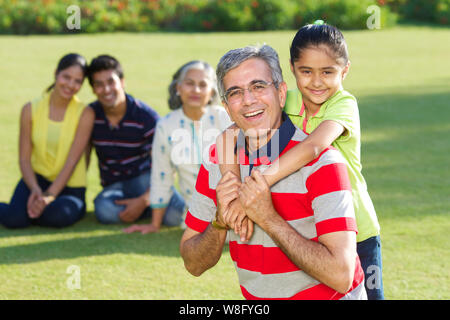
[86,55,160,225]
[124,60,232,234]
[0,53,93,229]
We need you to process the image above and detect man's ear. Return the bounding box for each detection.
[289,61,295,75]
[278,81,288,109]
[222,100,233,120]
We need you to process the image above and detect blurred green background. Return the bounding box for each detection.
[0,0,449,300]
[0,0,448,34]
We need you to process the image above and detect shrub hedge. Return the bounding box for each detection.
[0,0,446,34]
[382,0,449,25]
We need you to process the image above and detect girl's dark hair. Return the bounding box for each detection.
[46,53,87,92]
[290,24,349,66]
[87,54,124,87]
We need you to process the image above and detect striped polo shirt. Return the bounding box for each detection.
[89,94,159,186]
[185,113,366,300]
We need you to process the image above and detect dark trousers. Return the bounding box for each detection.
[0,174,86,229]
[357,235,385,300]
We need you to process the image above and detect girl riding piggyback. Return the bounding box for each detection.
[217,21,384,300]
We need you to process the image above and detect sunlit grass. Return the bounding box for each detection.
[0,25,449,299]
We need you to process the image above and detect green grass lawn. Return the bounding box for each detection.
[0,25,449,299]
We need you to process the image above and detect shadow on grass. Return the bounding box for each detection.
[0,211,139,238]
[357,86,449,132]
[356,88,450,220]
[0,212,231,265]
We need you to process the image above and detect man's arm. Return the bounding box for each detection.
[240,170,356,294]
[261,213,356,294]
[180,225,227,277]
[180,171,240,276]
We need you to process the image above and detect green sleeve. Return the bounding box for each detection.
[322,92,360,143]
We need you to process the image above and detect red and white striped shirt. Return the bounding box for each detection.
[186,115,366,300]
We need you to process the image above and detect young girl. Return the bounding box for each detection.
[217,22,383,300]
[0,53,94,229]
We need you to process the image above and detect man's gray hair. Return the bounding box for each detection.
[216,44,284,100]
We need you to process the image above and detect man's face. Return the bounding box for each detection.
[222,58,287,141]
[91,69,126,110]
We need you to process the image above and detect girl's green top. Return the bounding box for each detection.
[284,88,380,242]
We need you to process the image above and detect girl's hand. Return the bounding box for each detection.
[27,187,43,218]
[222,198,241,231]
[222,199,255,243]
[28,197,47,219]
[238,217,254,243]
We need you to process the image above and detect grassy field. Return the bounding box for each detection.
[0,25,449,299]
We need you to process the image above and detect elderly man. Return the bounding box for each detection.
[179,45,366,300]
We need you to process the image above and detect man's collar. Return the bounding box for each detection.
[235,111,296,166]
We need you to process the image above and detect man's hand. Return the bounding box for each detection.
[117,197,148,223]
[239,169,276,228]
[123,223,159,234]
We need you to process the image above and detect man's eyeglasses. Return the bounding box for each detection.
[223,81,275,105]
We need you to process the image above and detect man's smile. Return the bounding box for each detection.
[243,109,264,118]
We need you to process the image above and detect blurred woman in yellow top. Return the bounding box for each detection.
[0,53,94,228]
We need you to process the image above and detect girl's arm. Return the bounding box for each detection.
[263,120,345,186]
[45,107,95,197]
[217,123,241,178]
[19,103,48,218]
[19,103,41,195]
[216,124,255,241]
[85,141,92,169]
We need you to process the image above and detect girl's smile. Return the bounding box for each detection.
[291,44,349,112]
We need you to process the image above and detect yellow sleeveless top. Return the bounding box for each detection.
[46,119,62,164]
[31,91,86,188]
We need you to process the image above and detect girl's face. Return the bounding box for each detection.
[290,45,349,110]
[177,69,213,110]
[54,65,84,100]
